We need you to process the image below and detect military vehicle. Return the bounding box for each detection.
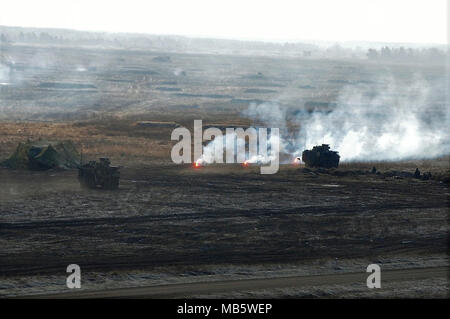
[301,144,340,168]
[78,158,120,190]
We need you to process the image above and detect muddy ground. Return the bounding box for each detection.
[0,163,448,297]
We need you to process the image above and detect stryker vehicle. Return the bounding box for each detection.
[301,144,340,168]
[78,158,120,189]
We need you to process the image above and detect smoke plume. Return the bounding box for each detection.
[244,75,449,162]
[195,130,278,166]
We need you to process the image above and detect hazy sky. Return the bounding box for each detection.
[0,0,447,44]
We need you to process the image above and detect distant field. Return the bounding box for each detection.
[0,43,446,123]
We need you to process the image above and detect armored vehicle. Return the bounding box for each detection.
[301,144,340,168]
[78,158,120,190]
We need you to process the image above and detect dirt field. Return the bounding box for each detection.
[21,267,449,298]
[0,41,448,298]
[0,160,448,297]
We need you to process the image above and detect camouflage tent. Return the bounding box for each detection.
[1,140,80,170]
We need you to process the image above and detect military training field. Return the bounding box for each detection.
[0,34,448,298]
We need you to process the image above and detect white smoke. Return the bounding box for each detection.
[244,75,449,162]
[173,68,185,76]
[0,63,11,84]
[195,130,278,166]
[196,132,242,165]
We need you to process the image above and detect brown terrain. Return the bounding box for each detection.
[0,39,448,298]
[0,135,448,297]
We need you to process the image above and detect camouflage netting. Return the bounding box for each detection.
[302,144,340,168]
[1,140,80,170]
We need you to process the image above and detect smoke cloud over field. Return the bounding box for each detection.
[195,129,279,166]
[244,75,449,162]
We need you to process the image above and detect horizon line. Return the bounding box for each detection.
[0,24,446,47]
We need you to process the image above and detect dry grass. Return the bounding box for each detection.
[0,121,172,165]
[1,121,449,171]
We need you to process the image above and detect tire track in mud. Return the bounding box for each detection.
[0,203,446,230]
